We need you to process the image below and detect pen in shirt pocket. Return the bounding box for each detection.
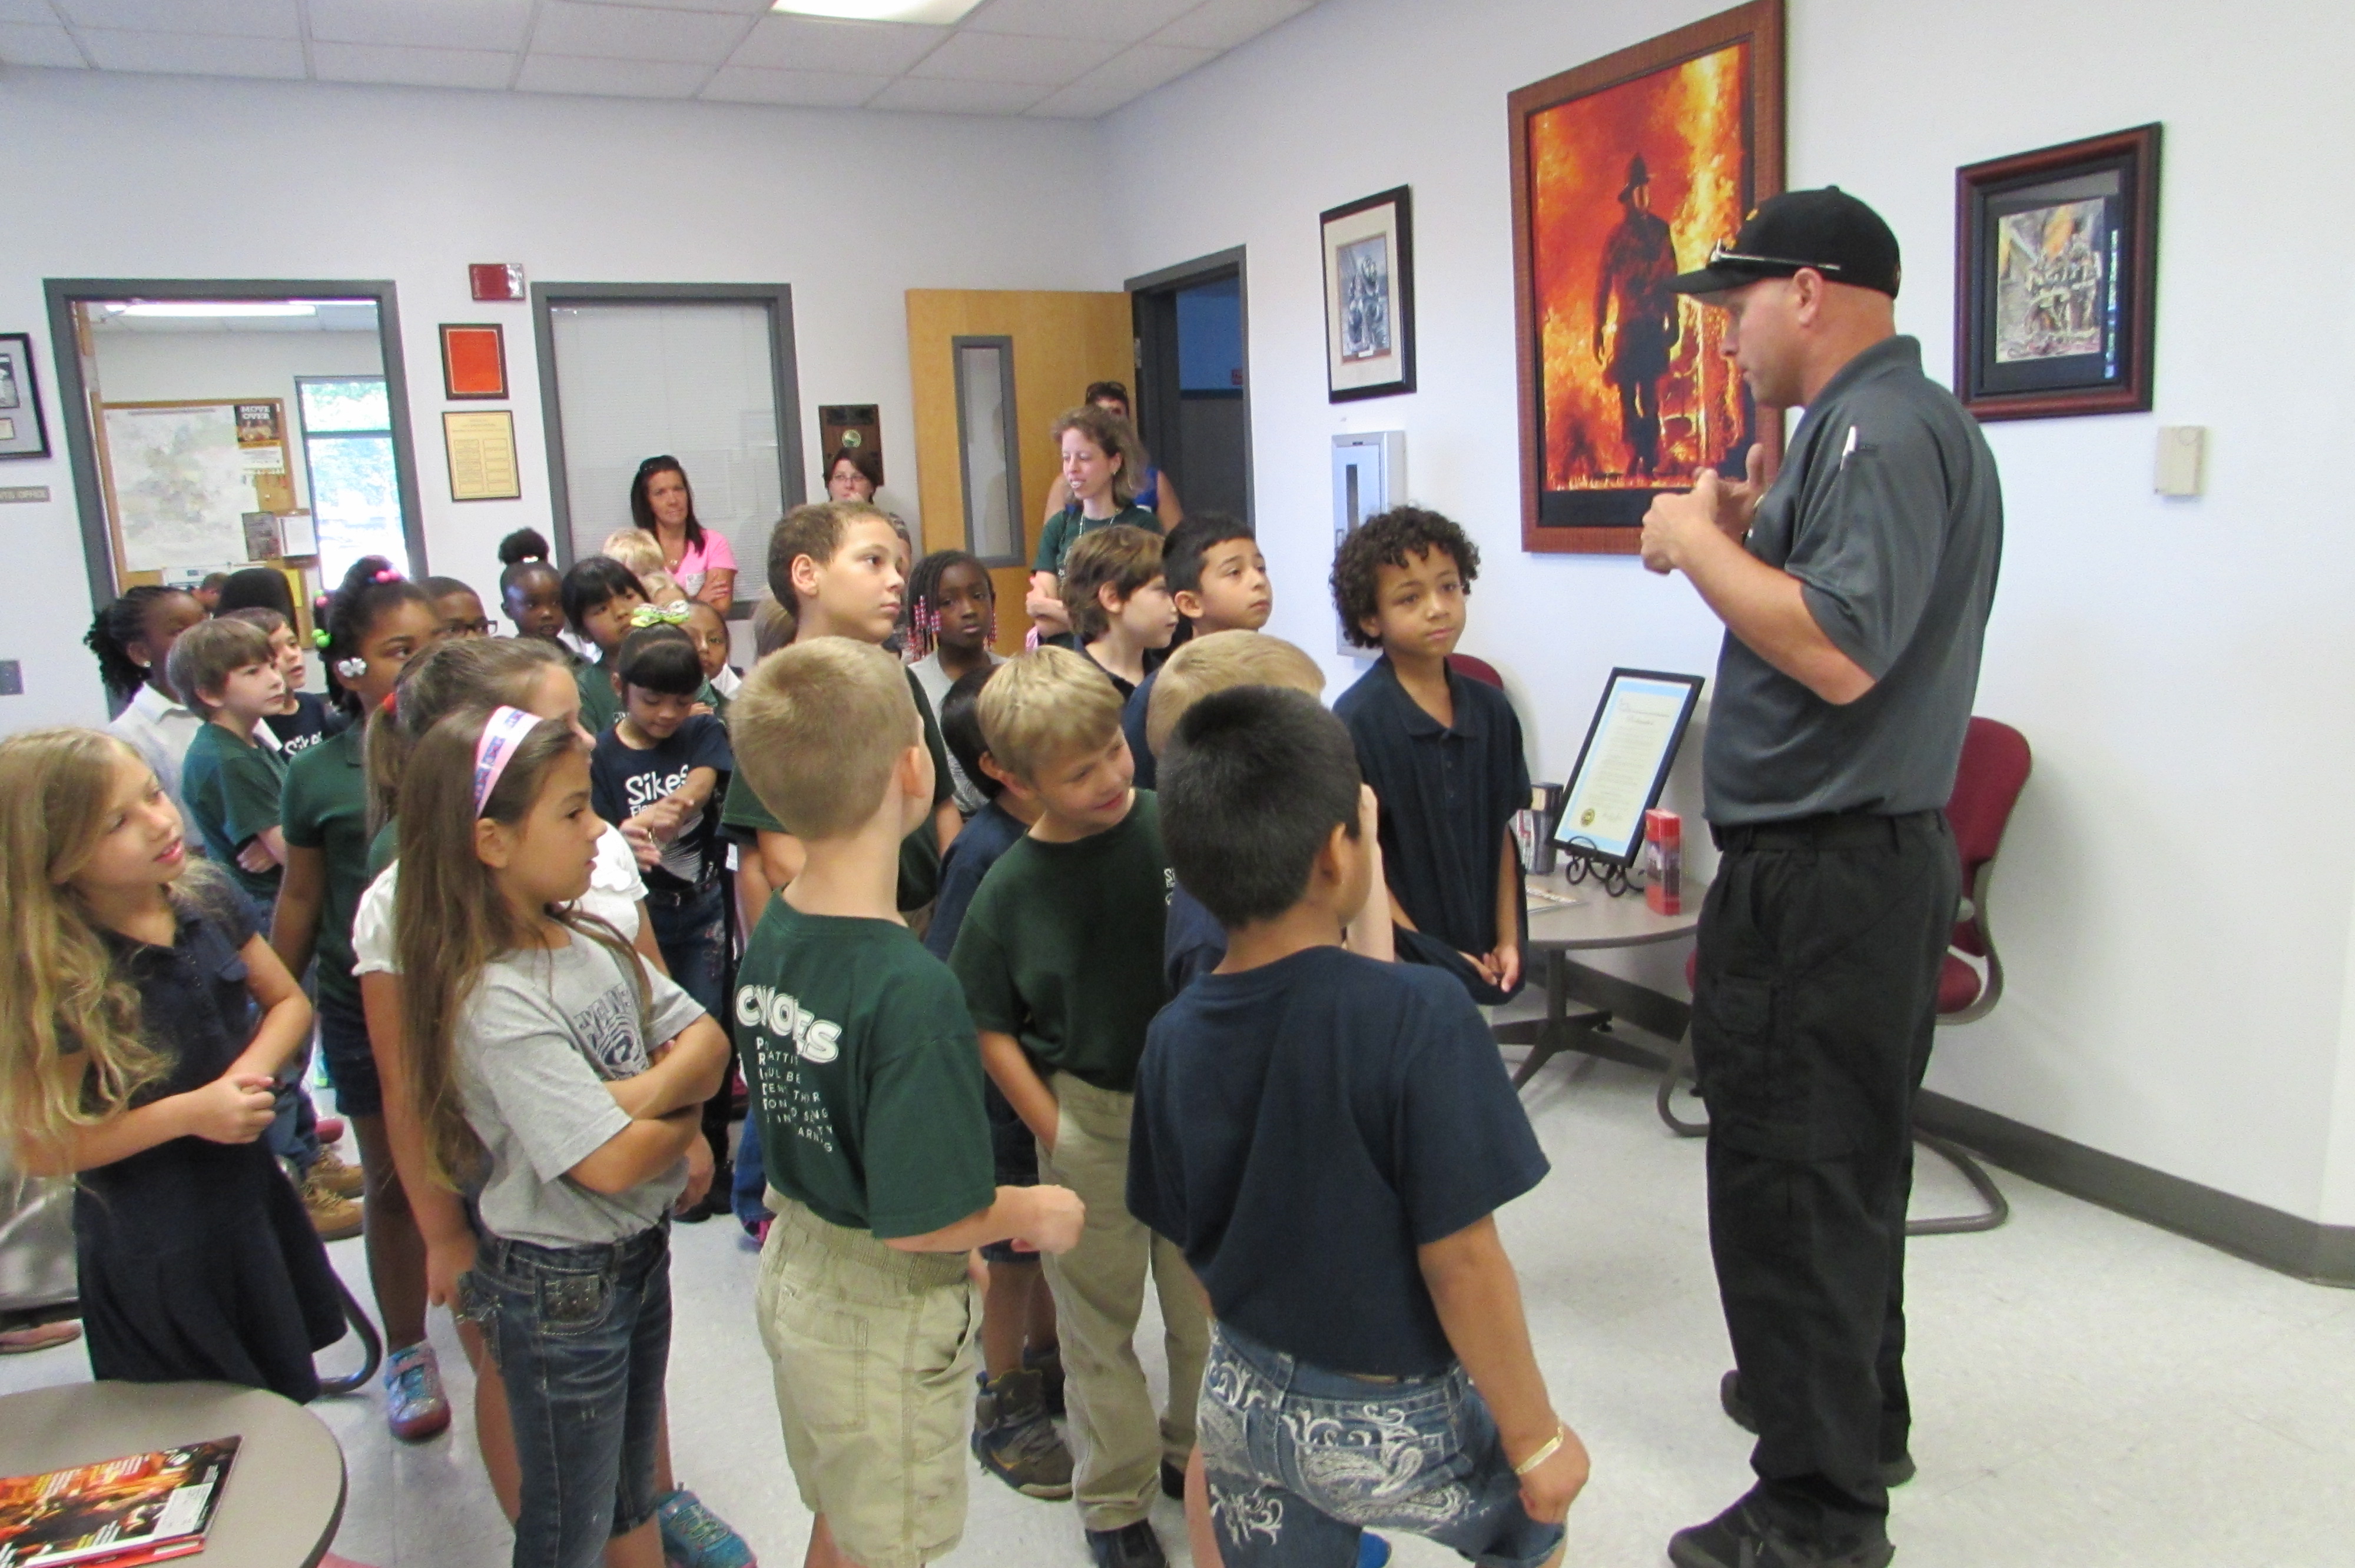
[1839,426,1860,466]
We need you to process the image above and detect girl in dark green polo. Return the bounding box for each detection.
[271,556,453,1444]
[559,555,648,738]
[1026,403,1163,644]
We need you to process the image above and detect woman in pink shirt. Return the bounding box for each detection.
[631,455,737,614]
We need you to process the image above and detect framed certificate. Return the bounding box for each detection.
[439,323,509,400]
[443,410,522,501]
[1553,667,1705,865]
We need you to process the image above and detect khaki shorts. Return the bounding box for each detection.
[755,1195,982,1568]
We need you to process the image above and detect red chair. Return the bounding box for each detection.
[1448,652,1506,690]
[1656,717,2032,1236]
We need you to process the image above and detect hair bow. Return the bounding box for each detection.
[631,603,691,627]
[372,567,402,584]
[311,627,332,649]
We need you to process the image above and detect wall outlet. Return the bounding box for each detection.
[0,660,21,696]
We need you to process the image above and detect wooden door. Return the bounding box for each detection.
[905,290,1132,652]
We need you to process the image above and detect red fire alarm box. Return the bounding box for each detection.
[469,264,526,303]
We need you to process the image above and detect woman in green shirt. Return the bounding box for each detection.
[1026,403,1162,643]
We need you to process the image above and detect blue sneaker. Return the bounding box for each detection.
[656,1488,756,1568]
[1358,1533,1392,1568]
[382,1343,450,1443]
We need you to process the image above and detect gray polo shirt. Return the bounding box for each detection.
[1703,335,2002,826]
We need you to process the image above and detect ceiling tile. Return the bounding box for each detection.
[908,26,1114,84]
[701,63,886,107]
[0,21,89,67]
[960,0,1197,45]
[311,40,517,90]
[1150,0,1314,51]
[513,50,711,96]
[1026,39,1215,117]
[76,26,308,75]
[725,14,942,75]
[54,0,300,36]
[867,74,1048,114]
[529,0,757,65]
[565,0,772,11]
[0,0,62,24]
[307,0,533,53]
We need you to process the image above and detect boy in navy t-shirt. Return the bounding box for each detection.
[589,623,737,1210]
[1130,686,1587,1568]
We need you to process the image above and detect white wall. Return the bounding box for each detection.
[0,66,1110,727]
[1102,0,2355,1225]
[91,325,387,514]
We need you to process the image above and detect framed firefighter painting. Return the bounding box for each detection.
[1510,0,1785,554]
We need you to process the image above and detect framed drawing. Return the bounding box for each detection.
[1509,0,1785,554]
[0,333,52,459]
[440,323,509,400]
[1321,186,1415,402]
[1955,124,2160,421]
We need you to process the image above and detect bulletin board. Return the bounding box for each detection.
[94,397,297,574]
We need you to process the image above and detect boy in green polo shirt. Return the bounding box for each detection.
[731,636,1083,1568]
[167,615,291,915]
[946,645,1204,1568]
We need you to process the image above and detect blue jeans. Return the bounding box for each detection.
[1199,1325,1562,1568]
[459,1225,672,1568]
[731,1116,768,1231]
[647,879,734,1171]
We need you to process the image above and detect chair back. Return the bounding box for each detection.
[1448,652,1506,690]
[1945,716,2030,958]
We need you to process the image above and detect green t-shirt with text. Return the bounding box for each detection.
[947,790,1172,1094]
[280,725,370,1005]
[181,720,287,901]
[721,666,954,911]
[735,897,994,1238]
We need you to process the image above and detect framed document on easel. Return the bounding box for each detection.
[1553,667,1704,866]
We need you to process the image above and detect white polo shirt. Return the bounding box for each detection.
[107,683,205,826]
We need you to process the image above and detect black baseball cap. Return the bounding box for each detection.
[1669,187,1902,298]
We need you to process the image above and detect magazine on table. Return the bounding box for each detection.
[0,1436,238,1567]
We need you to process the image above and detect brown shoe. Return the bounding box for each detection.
[303,1173,363,1241]
[309,1146,366,1198]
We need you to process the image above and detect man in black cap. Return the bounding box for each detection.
[1593,152,1682,476]
[1639,187,2004,1568]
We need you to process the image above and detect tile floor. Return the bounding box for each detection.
[6,1035,2352,1567]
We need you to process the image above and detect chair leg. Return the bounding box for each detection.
[1907,1131,2009,1235]
[318,1276,384,1396]
[1655,1025,1709,1138]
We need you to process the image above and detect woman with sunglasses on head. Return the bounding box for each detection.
[631,457,736,616]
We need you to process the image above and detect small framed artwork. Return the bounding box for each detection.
[1509,0,1786,554]
[1955,123,2161,421]
[1321,186,1415,402]
[440,324,509,400]
[0,333,52,459]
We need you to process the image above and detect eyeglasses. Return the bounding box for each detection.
[1706,241,1845,274]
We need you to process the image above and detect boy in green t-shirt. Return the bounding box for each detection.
[731,636,1083,1568]
[946,646,1204,1568]
[167,615,291,912]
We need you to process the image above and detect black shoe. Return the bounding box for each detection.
[1085,1522,1167,1568]
[1668,1499,1892,1568]
[1024,1343,1066,1417]
[971,1368,1074,1499]
[1159,1459,1184,1501]
[1718,1371,1916,1490]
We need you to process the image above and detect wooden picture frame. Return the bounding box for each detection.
[1321,186,1416,402]
[1509,0,1785,555]
[0,333,52,460]
[439,323,509,400]
[1954,124,2161,421]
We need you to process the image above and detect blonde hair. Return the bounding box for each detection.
[1060,524,1165,642]
[978,645,1125,783]
[0,731,190,1164]
[393,706,645,1190]
[601,528,664,579]
[164,615,272,717]
[1052,404,1140,507]
[1145,630,1326,756]
[751,596,795,657]
[367,636,568,832]
[729,637,919,839]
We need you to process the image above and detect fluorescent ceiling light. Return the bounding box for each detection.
[112,301,319,318]
[770,0,984,22]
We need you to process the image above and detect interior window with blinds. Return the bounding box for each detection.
[546,301,784,597]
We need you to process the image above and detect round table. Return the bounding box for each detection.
[1498,870,1706,1128]
[0,1380,346,1567]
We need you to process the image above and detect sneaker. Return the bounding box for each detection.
[656,1487,757,1568]
[1358,1534,1393,1568]
[309,1146,366,1199]
[315,1115,348,1145]
[1719,1372,1915,1488]
[301,1174,363,1241]
[973,1368,1074,1499]
[1669,1499,1892,1568]
[1084,1522,1166,1568]
[382,1343,452,1442]
[1023,1343,1066,1417]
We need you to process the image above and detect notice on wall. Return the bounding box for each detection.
[443,410,521,502]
